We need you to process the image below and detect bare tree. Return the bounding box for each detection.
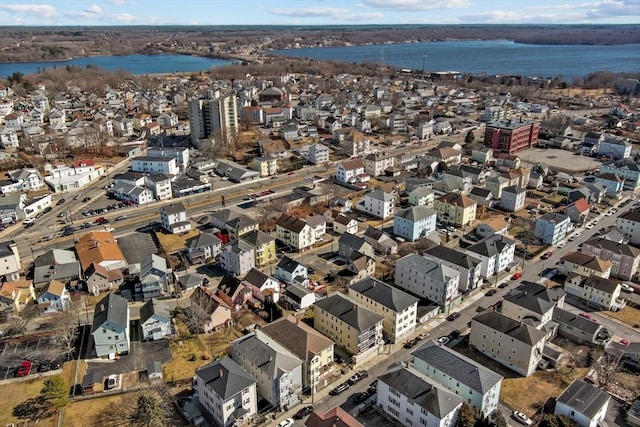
[52,299,85,357]
[590,347,621,388]
[93,385,173,427]
[178,286,220,335]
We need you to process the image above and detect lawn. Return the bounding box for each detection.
[155,228,200,254]
[62,393,127,427]
[605,305,640,326]
[163,336,209,383]
[0,377,51,426]
[501,367,589,416]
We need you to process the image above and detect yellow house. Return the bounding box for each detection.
[258,316,335,394]
[434,192,477,227]
[240,230,277,267]
[0,280,36,313]
[250,156,278,177]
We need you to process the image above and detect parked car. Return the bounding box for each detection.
[329,382,350,396]
[106,374,118,390]
[417,333,428,340]
[293,406,314,420]
[511,272,522,280]
[82,197,91,202]
[512,411,533,426]
[498,282,509,289]
[449,330,461,339]
[620,339,630,346]
[485,289,497,296]
[38,362,51,373]
[621,283,634,293]
[557,241,566,249]
[541,251,553,260]
[56,198,66,206]
[277,419,294,427]
[579,312,597,322]
[354,391,370,404]
[63,227,74,236]
[23,218,35,225]
[17,361,32,377]
[403,339,418,349]
[349,370,368,384]
[437,336,451,345]
[446,312,460,321]
[95,217,109,224]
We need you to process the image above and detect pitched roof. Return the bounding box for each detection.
[437,192,476,208]
[239,230,274,247]
[560,252,612,272]
[478,215,508,232]
[466,234,516,258]
[397,253,460,283]
[582,237,640,258]
[397,205,437,222]
[260,316,334,361]
[139,298,171,324]
[619,209,640,223]
[195,357,256,400]
[75,231,126,272]
[43,280,66,297]
[556,380,610,419]
[340,159,365,170]
[377,367,463,417]
[366,189,394,202]
[276,255,303,273]
[231,334,302,378]
[552,307,601,334]
[424,246,480,270]
[349,277,417,312]
[412,340,503,394]
[91,293,128,332]
[472,310,546,346]
[504,282,566,316]
[582,275,620,294]
[161,202,186,215]
[276,213,308,233]
[314,293,383,332]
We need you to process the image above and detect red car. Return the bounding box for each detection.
[579,312,597,322]
[541,252,553,260]
[620,339,630,346]
[17,361,32,377]
[511,272,522,280]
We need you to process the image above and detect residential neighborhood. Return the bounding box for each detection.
[0,36,638,427]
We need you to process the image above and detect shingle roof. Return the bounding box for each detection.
[466,234,516,258]
[231,334,302,378]
[504,282,566,316]
[276,213,308,233]
[91,293,128,332]
[161,202,186,215]
[366,189,394,202]
[377,367,463,417]
[260,316,334,360]
[139,298,171,325]
[397,253,459,283]
[560,252,612,272]
[349,277,417,312]
[412,340,503,394]
[240,230,275,247]
[196,357,256,400]
[305,406,363,427]
[556,380,610,419]
[76,231,126,272]
[619,209,640,223]
[472,310,546,346]
[437,192,476,208]
[582,237,640,258]
[552,307,601,334]
[397,205,437,222]
[277,255,302,273]
[424,246,480,269]
[314,293,383,332]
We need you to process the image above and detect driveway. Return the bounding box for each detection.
[86,339,171,376]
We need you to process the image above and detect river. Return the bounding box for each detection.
[0,54,233,77]
[274,39,640,78]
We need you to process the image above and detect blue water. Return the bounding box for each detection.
[274,40,640,78]
[0,54,233,77]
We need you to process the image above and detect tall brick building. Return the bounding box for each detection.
[484,119,541,154]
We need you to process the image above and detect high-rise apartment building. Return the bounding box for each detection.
[188,91,238,146]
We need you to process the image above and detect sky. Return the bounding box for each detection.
[0,0,639,26]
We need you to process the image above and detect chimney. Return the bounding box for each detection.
[219,369,224,378]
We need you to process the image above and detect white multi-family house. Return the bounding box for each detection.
[465,234,516,278]
[147,147,190,172]
[469,310,546,377]
[131,156,180,176]
[306,215,326,242]
[275,256,308,287]
[535,212,571,246]
[275,213,315,251]
[258,317,335,395]
[412,340,503,417]
[0,240,21,282]
[557,252,612,279]
[408,186,434,207]
[313,293,383,360]
[220,240,255,277]
[157,112,179,127]
[250,156,278,177]
[194,357,258,427]
[140,298,172,341]
[307,143,330,165]
[554,380,610,427]
[7,168,45,192]
[362,189,395,220]
[364,152,395,177]
[424,246,482,293]
[617,209,640,245]
[160,202,191,234]
[36,280,70,313]
[393,206,437,242]
[597,135,632,159]
[332,214,358,235]
[336,159,367,184]
[500,186,526,212]
[564,273,625,312]
[600,160,640,190]
[377,366,463,427]
[581,237,640,281]
[45,161,105,192]
[230,333,303,410]
[595,172,625,198]
[348,277,418,343]
[395,253,460,307]
[0,127,19,148]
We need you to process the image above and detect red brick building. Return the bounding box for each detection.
[484,119,541,154]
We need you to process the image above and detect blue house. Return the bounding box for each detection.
[393,206,437,242]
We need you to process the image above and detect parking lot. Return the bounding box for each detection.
[0,335,67,380]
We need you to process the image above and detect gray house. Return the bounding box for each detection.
[140,298,172,341]
[552,307,611,346]
[230,333,303,411]
[33,249,81,289]
[424,245,482,293]
[91,293,130,358]
[184,231,222,264]
[134,254,171,300]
